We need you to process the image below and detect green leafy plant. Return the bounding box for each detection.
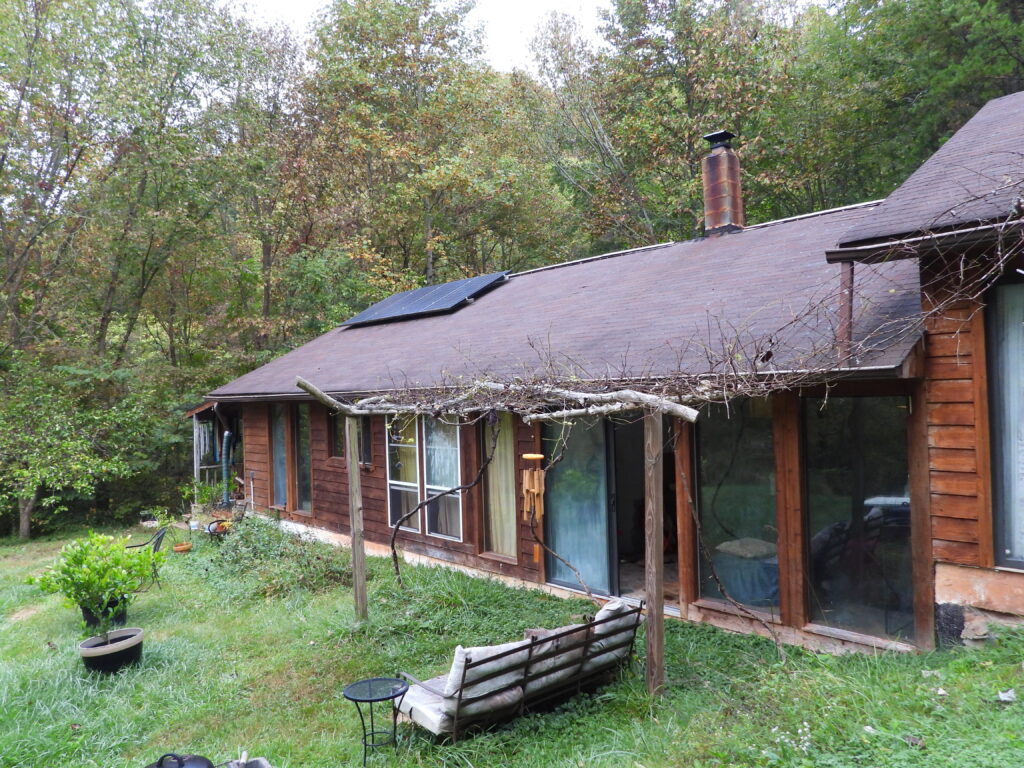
[197,516,354,598]
[29,531,166,636]
[182,482,221,508]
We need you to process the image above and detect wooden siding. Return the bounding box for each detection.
[241,405,541,583]
[923,301,994,568]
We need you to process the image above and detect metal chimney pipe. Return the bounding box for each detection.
[701,130,745,236]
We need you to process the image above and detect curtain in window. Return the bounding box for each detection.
[542,419,611,594]
[484,413,517,556]
[425,418,461,538]
[991,283,1024,565]
[388,416,419,530]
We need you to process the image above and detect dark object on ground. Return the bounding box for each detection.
[143,754,273,768]
[79,627,143,673]
[127,527,168,590]
[398,599,643,741]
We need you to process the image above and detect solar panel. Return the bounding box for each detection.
[342,271,510,327]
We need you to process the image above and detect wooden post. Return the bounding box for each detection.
[644,408,664,696]
[346,417,368,622]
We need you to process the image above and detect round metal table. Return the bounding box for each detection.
[342,677,408,766]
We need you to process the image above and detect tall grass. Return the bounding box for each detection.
[2,526,1023,767]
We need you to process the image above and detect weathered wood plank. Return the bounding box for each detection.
[933,539,980,566]
[927,425,976,449]
[643,409,664,697]
[932,516,979,543]
[927,403,975,426]
[346,417,368,621]
[929,494,980,519]
[930,471,979,497]
[926,380,974,403]
[924,357,974,380]
[927,333,974,358]
[928,448,977,473]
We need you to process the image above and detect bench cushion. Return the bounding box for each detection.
[581,600,639,673]
[399,673,525,732]
[397,674,453,735]
[524,624,588,695]
[443,639,531,699]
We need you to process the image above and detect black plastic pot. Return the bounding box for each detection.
[81,598,127,628]
[78,627,144,673]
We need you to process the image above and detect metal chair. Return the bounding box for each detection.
[128,526,167,591]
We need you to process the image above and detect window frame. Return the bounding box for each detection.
[329,413,374,467]
[268,402,313,516]
[385,415,464,542]
[386,415,421,532]
[988,278,1024,570]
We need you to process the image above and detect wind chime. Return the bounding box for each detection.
[521,453,545,563]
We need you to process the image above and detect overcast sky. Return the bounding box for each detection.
[235,0,611,72]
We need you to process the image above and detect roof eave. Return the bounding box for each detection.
[826,219,1023,263]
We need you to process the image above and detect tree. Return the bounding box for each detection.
[531,0,797,249]
[0,354,142,538]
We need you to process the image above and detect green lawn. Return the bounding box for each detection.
[2,522,1024,768]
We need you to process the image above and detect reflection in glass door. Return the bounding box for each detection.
[543,419,613,595]
[804,396,913,640]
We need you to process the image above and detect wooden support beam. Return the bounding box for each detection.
[908,381,935,649]
[675,419,698,606]
[644,408,665,697]
[772,391,807,628]
[346,417,368,622]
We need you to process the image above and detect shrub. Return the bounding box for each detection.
[204,516,353,598]
[29,531,165,633]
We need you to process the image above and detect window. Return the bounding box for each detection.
[989,282,1024,569]
[271,404,288,507]
[803,396,912,640]
[482,413,517,557]
[269,403,312,513]
[696,399,778,609]
[386,415,463,540]
[294,404,312,512]
[424,418,461,539]
[330,414,373,465]
[387,415,420,531]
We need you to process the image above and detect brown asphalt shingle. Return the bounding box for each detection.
[209,203,920,401]
[837,90,1024,247]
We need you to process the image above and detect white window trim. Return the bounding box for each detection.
[386,416,464,542]
[386,416,421,532]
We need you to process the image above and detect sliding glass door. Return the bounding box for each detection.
[543,419,614,595]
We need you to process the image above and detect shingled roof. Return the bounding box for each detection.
[210,203,921,401]
[836,90,1024,249]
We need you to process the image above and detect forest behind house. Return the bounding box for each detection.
[2,0,1022,536]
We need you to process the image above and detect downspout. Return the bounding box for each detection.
[838,260,854,366]
[221,430,232,508]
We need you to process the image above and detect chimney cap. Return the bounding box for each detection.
[703,130,735,149]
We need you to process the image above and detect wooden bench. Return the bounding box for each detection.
[396,599,644,741]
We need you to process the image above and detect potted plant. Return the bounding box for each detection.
[183,482,221,518]
[30,531,165,673]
